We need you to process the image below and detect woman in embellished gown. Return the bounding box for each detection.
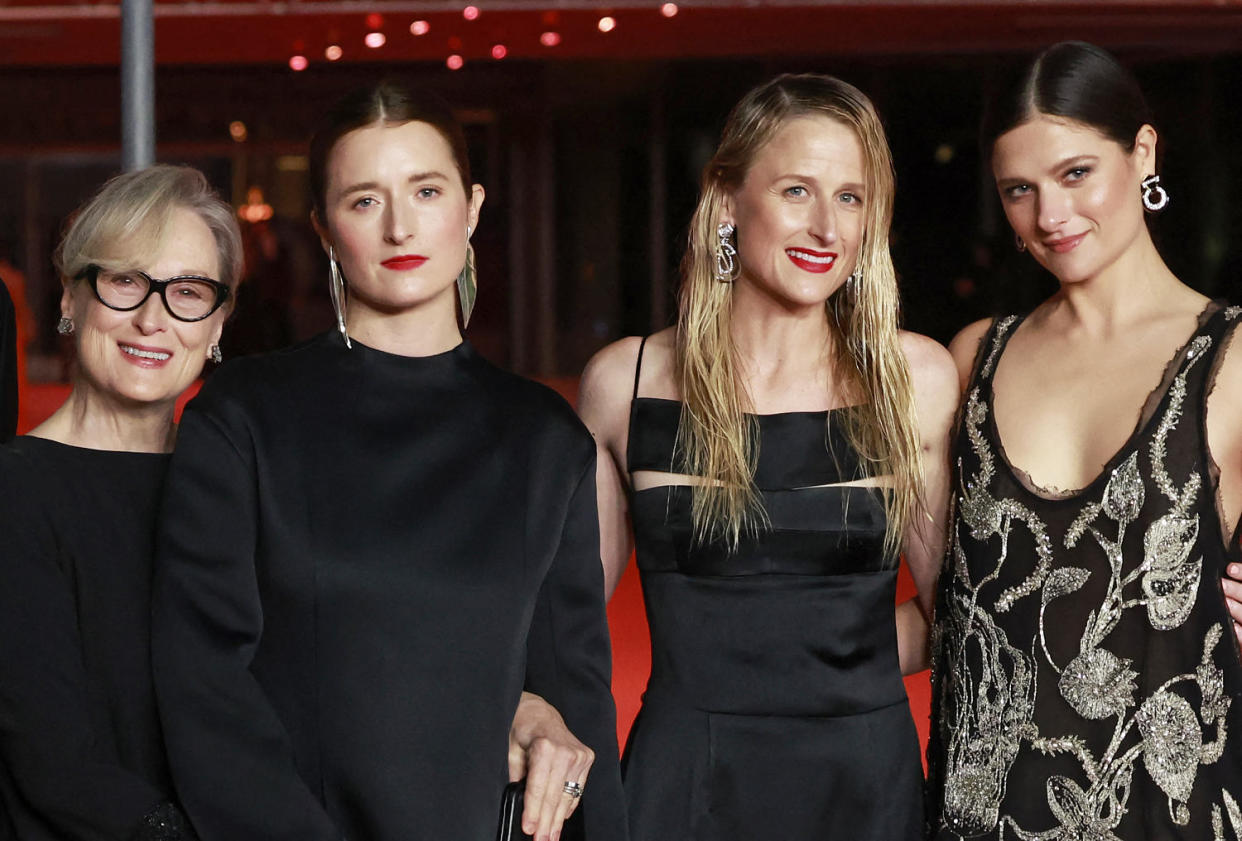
[151,83,626,841]
[579,74,958,840]
[927,41,1242,840]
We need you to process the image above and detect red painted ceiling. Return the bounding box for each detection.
[1,1,1240,67]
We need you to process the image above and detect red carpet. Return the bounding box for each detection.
[17,377,932,758]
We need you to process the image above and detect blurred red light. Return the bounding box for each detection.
[410,20,430,36]
[288,54,308,71]
[462,5,479,20]
[446,54,464,70]
[539,31,561,47]
[491,43,507,59]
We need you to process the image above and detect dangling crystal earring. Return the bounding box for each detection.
[714,222,737,282]
[327,246,351,349]
[845,268,863,306]
[56,316,74,335]
[209,344,223,364]
[1142,174,1169,212]
[457,225,477,328]
[1015,234,1026,253]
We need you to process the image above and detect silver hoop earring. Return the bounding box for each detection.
[327,246,351,349]
[1015,234,1026,253]
[457,241,477,328]
[56,316,74,335]
[714,223,737,283]
[1142,174,1169,212]
[209,344,223,364]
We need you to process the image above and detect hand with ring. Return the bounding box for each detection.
[508,692,594,841]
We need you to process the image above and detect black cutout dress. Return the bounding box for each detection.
[620,337,923,841]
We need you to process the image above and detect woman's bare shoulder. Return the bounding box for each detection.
[579,328,676,432]
[947,318,994,393]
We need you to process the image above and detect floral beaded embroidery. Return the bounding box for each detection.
[934,314,1240,840]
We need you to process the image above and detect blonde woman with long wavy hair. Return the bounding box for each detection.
[579,74,957,839]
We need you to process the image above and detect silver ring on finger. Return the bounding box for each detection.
[562,780,584,799]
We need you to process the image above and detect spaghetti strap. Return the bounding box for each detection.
[632,335,650,401]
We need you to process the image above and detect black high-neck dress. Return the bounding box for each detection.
[619,339,924,841]
[151,332,626,841]
[0,436,194,840]
[927,302,1242,840]
[0,279,17,442]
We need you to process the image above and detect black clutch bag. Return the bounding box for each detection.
[497,781,534,841]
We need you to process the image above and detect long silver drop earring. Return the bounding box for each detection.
[1142,174,1169,212]
[327,246,351,349]
[457,225,477,328]
[714,223,737,283]
[1015,234,1026,253]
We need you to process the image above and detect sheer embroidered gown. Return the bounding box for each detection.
[927,303,1242,840]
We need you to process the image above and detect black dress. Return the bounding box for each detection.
[151,332,626,841]
[927,302,1242,839]
[0,279,16,442]
[619,338,924,841]
[0,437,193,840]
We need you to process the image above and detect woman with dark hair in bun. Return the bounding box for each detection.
[928,41,1242,840]
[151,81,626,841]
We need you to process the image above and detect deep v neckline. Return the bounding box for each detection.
[984,300,1222,503]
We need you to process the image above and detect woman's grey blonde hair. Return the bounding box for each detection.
[676,73,923,563]
[55,164,243,293]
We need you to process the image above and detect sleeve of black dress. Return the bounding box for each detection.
[523,452,629,841]
[0,279,17,442]
[151,394,342,841]
[0,465,190,841]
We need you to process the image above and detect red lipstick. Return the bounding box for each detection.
[785,248,838,274]
[381,255,428,271]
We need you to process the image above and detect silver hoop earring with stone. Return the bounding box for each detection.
[1142,174,1169,212]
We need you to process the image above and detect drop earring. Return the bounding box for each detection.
[56,316,74,335]
[327,246,351,349]
[1142,174,1169,212]
[714,222,737,282]
[457,225,477,328]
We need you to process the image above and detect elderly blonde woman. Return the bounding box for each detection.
[0,165,240,840]
[578,74,958,840]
